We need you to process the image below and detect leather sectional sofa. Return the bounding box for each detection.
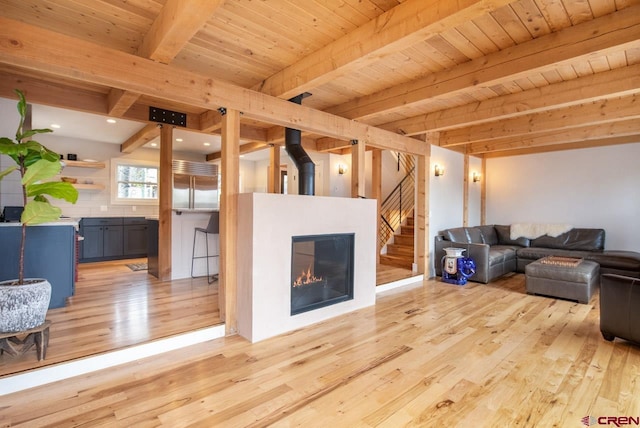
[434,225,640,284]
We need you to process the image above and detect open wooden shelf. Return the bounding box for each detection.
[64,160,105,169]
[73,183,105,190]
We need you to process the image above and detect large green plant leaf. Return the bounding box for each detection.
[0,166,17,180]
[27,181,78,204]
[21,200,62,225]
[22,158,62,186]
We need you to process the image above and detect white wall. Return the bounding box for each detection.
[486,144,640,250]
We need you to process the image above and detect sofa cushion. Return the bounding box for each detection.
[466,227,483,244]
[477,225,498,245]
[495,225,530,247]
[489,246,518,266]
[444,227,470,243]
[530,228,605,251]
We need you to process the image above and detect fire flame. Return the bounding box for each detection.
[293,265,323,287]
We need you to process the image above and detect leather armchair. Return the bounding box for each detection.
[600,273,640,345]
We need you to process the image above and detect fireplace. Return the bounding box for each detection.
[291,233,354,315]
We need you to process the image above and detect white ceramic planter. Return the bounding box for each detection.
[0,279,51,333]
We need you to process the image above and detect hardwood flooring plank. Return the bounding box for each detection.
[1,275,639,427]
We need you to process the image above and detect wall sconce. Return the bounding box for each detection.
[338,164,347,175]
[434,164,444,177]
[472,172,481,183]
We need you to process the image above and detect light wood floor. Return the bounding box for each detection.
[2,273,639,426]
[0,259,221,377]
[0,259,415,378]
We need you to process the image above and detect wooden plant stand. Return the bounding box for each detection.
[0,320,52,361]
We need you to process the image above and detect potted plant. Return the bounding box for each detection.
[0,89,78,333]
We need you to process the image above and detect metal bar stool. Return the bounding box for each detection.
[191,212,219,284]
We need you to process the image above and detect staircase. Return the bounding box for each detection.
[380,214,414,270]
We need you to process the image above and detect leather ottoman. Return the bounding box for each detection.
[525,259,599,304]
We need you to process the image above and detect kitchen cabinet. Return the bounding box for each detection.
[0,223,76,309]
[123,218,148,257]
[80,217,147,262]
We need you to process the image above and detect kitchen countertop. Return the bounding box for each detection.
[0,218,79,228]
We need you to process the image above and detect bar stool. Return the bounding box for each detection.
[191,212,219,284]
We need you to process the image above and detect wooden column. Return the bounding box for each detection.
[267,144,281,193]
[351,140,365,198]
[158,124,173,281]
[416,134,434,276]
[220,108,240,335]
[481,156,487,225]
[463,154,470,227]
[371,149,382,262]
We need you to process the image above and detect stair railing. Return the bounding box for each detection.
[379,152,415,250]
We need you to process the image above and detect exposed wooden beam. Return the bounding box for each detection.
[200,109,223,133]
[158,124,173,282]
[220,109,240,336]
[467,118,640,155]
[351,141,365,198]
[327,5,640,121]
[483,135,640,158]
[268,145,281,194]
[107,88,141,117]
[120,124,161,153]
[137,0,225,63]
[440,94,640,146]
[0,71,108,114]
[253,0,513,99]
[316,137,351,152]
[205,141,268,161]
[381,63,640,136]
[0,17,427,155]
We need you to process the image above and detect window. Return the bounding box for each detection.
[111,159,158,205]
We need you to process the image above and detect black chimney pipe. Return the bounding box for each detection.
[285,93,314,195]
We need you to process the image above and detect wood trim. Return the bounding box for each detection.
[381,63,640,136]
[463,155,469,227]
[253,0,513,99]
[107,88,140,117]
[440,94,640,147]
[351,140,365,198]
[137,0,225,63]
[158,124,173,281]
[0,17,427,156]
[220,109,240,335]
[480,157,486,225]
[268,145,281,194]
[467,118,640,155]
[371,149,382,260]
[416,154,429,276]
[120,124,160,153]
[327,5,640,120]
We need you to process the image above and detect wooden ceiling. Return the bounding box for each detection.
[0,0,638,158]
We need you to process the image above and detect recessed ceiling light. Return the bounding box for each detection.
[50,124,61,129]
[150,143,157,147]
[175,138,183,142]
[203,142,211,146]
[106,118,117,124]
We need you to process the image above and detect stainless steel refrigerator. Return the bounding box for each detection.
[172,160,219,210]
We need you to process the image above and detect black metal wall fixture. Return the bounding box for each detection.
[149,107,187,127]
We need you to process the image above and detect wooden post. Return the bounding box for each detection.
[416,134,434,276]
[463,154,469,227]
[220,108,240,335]
[158,124,173,281]
[372,149,382,262]
[481,156,487,225]
[268,144,281,193]
[351,140,365,198]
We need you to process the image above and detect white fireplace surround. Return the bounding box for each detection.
[237,193,377,342]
